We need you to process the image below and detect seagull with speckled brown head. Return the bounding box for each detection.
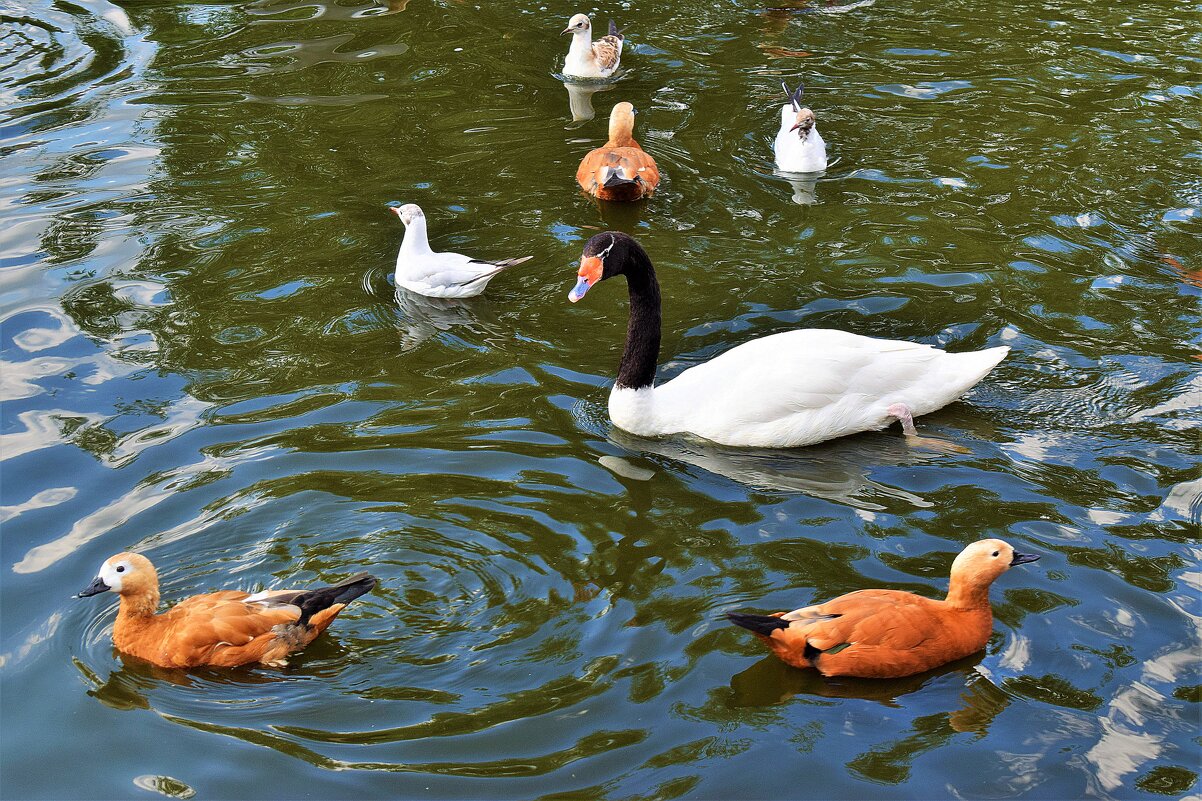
[774,81,827,173]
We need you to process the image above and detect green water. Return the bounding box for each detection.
[1,0,1199,798]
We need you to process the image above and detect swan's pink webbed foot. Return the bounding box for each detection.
[886,403,918,437]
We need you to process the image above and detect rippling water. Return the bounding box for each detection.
[2,0,1199,797]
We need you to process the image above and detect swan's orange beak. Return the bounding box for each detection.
[568,256,603,303]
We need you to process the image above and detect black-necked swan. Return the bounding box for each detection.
[567,231,1009,448]
[391,204,532,299]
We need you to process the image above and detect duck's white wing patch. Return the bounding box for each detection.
[243,589,302,611]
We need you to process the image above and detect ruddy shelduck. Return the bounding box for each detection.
[728,539,1040,678]
[561,14,624,80]
[78,552,378,669]
[576,102,660,202]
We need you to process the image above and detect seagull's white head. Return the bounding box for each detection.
[562,13,591,35]
[392,204,424,227]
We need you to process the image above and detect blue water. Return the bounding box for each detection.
[1,0,1199,798]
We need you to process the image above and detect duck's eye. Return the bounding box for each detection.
[991,551,999,557]
[116,565,126,573]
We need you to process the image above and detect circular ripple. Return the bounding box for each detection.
[0,2,136,125]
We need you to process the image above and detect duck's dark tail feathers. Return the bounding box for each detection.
[727,611,791,636]
[603,170,638,188]
[297,573,377,626]
[608,19,626,39]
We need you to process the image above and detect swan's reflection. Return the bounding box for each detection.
[775,168,824,205]
[563,79,614,125]
[608,427,939,510]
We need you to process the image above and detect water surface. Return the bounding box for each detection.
[1,0,1199,798]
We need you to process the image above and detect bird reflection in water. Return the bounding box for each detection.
[729,654,1012,771]
[607,427,951,511]
[80,641,352,711]
[757,0,871,36]
[726,649,1009,731]
[392,287,497,352]
[590,194,648,233]
[562,79,615,126]
[774,167,824,206]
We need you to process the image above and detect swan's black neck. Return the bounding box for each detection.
[615,247,661,391]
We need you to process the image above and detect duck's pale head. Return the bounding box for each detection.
[951,539,1040,587]
[562,13,590,35]
[608,101,637,141]
[391,203,424,227]
[78,552,158,598]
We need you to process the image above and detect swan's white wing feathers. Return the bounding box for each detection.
[611,329,1007,447]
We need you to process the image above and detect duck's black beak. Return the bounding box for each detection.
[76,577,110,598]
[561,25,574,35]
[1010,551,1040,566]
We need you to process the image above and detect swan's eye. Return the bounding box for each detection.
[991,551,999,558]
[116,565,126,573]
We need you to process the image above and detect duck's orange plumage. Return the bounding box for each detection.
[576,101,660,202]
[728,539,1040,679]
[78,553,377,669]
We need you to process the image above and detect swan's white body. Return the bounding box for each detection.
[608,329,1007,448]
[774,105,827,173]
[563,17,622,79]
[393,205,530,299]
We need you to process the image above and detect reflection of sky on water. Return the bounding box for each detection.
[1,0,1200,797]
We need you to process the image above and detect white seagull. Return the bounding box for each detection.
[562,14,624,80]
[390,204,532,299]
[774,81,827,174]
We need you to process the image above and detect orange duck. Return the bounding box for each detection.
[728,539,1039,679]
[78,553,377,669]
[576,102,660,201]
